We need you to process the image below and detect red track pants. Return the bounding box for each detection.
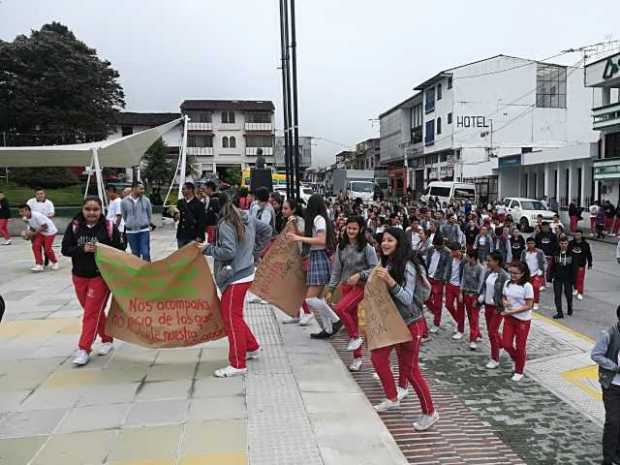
[484,305,503,362]
[575,267,586,295]
[221,282,258,369]
[531,275,544,304]
[371,319,434,415]
[32,233,57,265]
[462,294,481,342]
[445,283,465,333]
[0,219,9,240]
[502,315,531,374]
[72,275,112,353]
[426,278,444,327]
[333,284,364,358]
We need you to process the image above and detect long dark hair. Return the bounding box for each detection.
[284,198,304,218]
[338,215,367,252]
[379,227,414,285]
[506,261,531,287]
[75,196,105,224]
[219,192,245,241]
[304,194,336,251]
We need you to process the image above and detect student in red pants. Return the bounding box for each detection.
[325,216,378,372]
[424,235,450,334]
[443,242,466,340]
[501,261,534,382]
[521,237,545,310]
[61,197,123,366]
[460,249,484,350]
[202,195,272,378]
[371,228,439,431]
[479,251,510,370]
[568,230,592,301]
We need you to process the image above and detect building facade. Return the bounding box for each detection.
[586,51,620,205]
[274,136,312,170]
[180,100,275,178]
[379,55,596,203]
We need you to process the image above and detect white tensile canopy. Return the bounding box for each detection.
[0,117,187,207]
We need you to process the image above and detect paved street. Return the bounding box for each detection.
[0,227,616,464]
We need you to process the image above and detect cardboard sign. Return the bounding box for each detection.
[251,223,307,317]
[360,268,412,351]
[96,243,225,348]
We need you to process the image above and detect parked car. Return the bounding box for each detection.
[421,181,477,205]
[503,197,555,232]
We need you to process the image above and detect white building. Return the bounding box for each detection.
[380,55,597,203]
[586,51,620,205]
[274,136,312,170]
[180,100,275,178]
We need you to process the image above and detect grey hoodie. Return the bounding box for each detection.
[121,196,152,232]
[203,211,272,291]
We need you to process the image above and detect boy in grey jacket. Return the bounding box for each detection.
[460,249,484,350]
[121,182,152,261]
[425,236,450,333]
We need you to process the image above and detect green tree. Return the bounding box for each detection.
[221,167,241,186]
[143,138,175,190]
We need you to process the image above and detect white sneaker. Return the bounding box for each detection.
[97,342,113,356]
[430,325,440,334]
[214,365,247,378]
[374,398,400,412]
[30,264,44,272]
[73,350,90,366]
[511,373,524,382]
[572,289,578,296]
[346,337,363,352]
[486,360,500,369]
[469,342,477,351]
[299,313,315,326]
[577,294,583,300]
[246,348,262,360]
[413,411,439,431]
[539,286,546,291]
[50,262,59,271]
[421,336,431,343]
[1,240,11,245]
[372,372,380,381]
[349,358,363,372]
[533,304,539,310]
[283,317,300,324]
[452,332,464,340]
[397,386,409,401]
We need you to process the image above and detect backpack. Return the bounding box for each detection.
[414,265,432,308]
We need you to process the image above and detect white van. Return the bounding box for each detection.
[421,181,476,205]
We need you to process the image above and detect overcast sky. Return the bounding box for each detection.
[1,0,619,167]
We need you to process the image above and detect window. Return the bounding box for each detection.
[430,186,451,197]
[121,126,133,137]
[188,135,213,147]
[439,153,447,162]
[437,83,442,100]
[229,136,236,148]
[536,64,567,109]
[425,87,435,113]
[187,111,212,123]
[454,188,475,200]
[447,112,453,124]
[221,111,235,123]
[425,120,435,145]
[246,135,273,147]
[246,112,271,123]
[447,76,453,89]
[605,132,620,158]
[222,136,229,148]
[410,103,423,144]
[437,117,442,135]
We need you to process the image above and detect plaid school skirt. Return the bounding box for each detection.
[306,249,331,286]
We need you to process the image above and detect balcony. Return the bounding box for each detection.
[187,147,213,156]
[245,147,274,156]
[187,122,212,131]
[244,122,273,131]
[593,102,620,130]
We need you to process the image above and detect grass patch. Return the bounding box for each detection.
[0,182,84,206]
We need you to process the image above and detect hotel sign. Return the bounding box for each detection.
[456,116,490,128]
[586,52,620,87]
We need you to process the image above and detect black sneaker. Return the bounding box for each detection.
[310,330,331,339]
[567,308,573,316]
[330,320,344,336]
[553,313,564,319]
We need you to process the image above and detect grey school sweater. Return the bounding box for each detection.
[328,243,378,290]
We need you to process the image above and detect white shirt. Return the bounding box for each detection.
[410,231,421,249]
[550,221,564,234]
[106,197,124,232]
[590,205,599,218]
[503,281,534,321]
[27,198,55,217]
[484,272,498,305]
[525,251,541,276]
[26,211,57,236]
[310,216,327,251]
[449,259,461,286]
[428,250,441,276]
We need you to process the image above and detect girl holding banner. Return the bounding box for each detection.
[61,197,123,367]
[281,198,314,326]
[325,216,378,372]
[371,227,439,431]
[201,195,272,378]
[287,194,342,339]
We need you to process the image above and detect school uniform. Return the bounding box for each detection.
[521,248,545,304]
[549,248,578,317]
[502,281,534,374]
[460,261,484,342]
[443,256,465,334]
[306,216,331,286]
[569,239,592,297]
[535,231,558,283]
[479,268,510,362]
[425,247,450,328]
[473,234,494,263]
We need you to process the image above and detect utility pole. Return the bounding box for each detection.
[290,0,301,201]
[278,0,292,199]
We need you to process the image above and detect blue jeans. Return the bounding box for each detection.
[127,231,151,262]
